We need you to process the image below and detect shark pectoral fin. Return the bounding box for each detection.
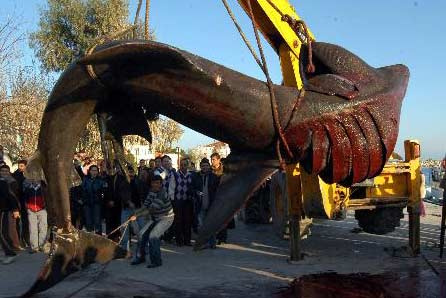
[22,230,126,298]
[194,155,278,249]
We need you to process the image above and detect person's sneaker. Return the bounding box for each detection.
[2,256,16,265]
[130,258,145,265]
[29,248,39,254]
[146,263,161,268]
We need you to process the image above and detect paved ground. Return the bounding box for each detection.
[1,202,445,297]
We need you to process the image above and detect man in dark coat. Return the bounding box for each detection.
[0,164,21,249]
[12,159,29,247]
[191,158,220,248]
[0,178,20,264]
[211,153,234,244]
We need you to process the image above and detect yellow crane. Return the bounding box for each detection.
[231,0,421,260]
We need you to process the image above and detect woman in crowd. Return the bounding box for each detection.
[81,165,106,234]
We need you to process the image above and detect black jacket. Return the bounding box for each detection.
[12,170,25,202]
[129,177,143,208]
[81,176,107,206]
[104,174,132,210]
[190,171,220,212]
[0,179,19,211]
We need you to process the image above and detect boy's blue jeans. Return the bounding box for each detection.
[135,214,174,265]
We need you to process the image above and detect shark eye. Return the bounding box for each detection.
[300,45,360,99]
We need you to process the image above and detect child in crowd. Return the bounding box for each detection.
[23,179,47,253]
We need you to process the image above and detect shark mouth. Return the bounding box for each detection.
[23,40,408,296]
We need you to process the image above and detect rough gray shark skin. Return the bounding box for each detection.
[23,39,409,297]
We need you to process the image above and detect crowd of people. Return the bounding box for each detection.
[0,159,47,265]
[0,150,233,269]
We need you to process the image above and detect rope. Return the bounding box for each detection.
[85,25,137,86]
[106,218,132,238]
[133,0,143,38]
[145,0,151,40]
[118,222,130,245]
[220,0,320,167]
[281,17,315,73]
[220,0,263,70]
[246,0,294,166]
[85,0,151,83]
[264,0,315,73]
[47,216,131,298]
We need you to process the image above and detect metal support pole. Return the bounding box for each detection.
[404,140,421,256]
[289,214,301,261]
[440,187,446,258]
[111,136,131,183]
[408,206,420,256]
[285,163,302,262]
[97,113,111,165]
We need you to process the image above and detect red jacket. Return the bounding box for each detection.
[23,181,45,212]
[26,195,45,212]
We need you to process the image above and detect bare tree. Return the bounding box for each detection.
[149,118,184,153]
[0,14,25,102]
[0,67,49,161]
[0,15,24,73]
[123,117,184,154]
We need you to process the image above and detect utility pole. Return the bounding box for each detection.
[439,157,446,258]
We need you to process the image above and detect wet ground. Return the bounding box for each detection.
[278,270,444,298]
[1,203,445,298]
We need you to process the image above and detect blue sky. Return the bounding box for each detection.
[1,0,445,159]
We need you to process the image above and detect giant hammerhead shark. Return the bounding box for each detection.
[22,39,409,296]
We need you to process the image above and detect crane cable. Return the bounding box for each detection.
[145,0,151,39]
[221,0,305,167]
[245,0,293,166]
[264,0,315,73]
[133,0,151,39]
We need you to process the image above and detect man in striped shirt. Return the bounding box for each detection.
[130,175,173,268]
